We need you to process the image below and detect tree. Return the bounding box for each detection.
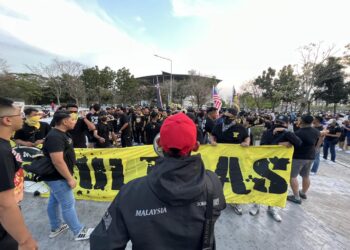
[0,73,43,103]
[313,57,349,113]
[253,67,280,111]
[187,70,214,108]
[274,65,300,112]
[81,66,117,103]
[114,67,139,105]
[297,42,335,113]
[27,59,69,105]
[0,58,9,73]
[240,80,264,110]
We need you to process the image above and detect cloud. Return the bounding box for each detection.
[0,0,161,76]
[135,16,143,22]
[171,0,233,17]
[170,0,350,97]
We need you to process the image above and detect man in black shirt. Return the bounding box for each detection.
[86,104,101,148]
[93,111,115,148]
[14,107,51,147]
[113,107,132,147]
[311,116,326,174]
[144,111,161,145]
[133,107,145,145]
[211,108,250,215]
[287,115,321,204]
[67,104,95,148]
[323,119,341,163]
[203,107,217,143]
[42,111,94,241]
[0,97,37,250]
[250,115,302,221]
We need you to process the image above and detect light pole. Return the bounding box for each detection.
[154,54,172,105]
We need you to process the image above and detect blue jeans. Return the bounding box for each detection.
[311,151,320,173]
[323,139,336,162]
[45,179,83,235]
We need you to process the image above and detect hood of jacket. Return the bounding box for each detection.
[147,154,206,206]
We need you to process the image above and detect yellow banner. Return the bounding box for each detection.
[36,144,293,208]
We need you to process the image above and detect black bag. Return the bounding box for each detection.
[24,156,55,176]
[202,173,215,250]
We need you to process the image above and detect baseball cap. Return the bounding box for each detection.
[275,115,289,124]
[301,115,314,124]
[224,108,238,116]
[206,107,217,113]
[159,112,197,156]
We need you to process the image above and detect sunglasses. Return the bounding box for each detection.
[0,114,22,118]
[69,111,78,114]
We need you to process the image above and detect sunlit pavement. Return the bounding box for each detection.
[22,151,350,250]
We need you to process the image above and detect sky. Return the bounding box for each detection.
[0,0,349,99]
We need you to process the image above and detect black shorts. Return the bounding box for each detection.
[0,232,17,250]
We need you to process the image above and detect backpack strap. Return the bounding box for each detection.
[202,172,215,250]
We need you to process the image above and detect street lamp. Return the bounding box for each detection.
[154,54,172,105]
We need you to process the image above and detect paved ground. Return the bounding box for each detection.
[22,151,350,250]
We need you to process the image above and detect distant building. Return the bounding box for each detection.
[136,71,221,85]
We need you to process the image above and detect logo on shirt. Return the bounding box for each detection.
[67,138,73,145]
[196,198,220,207]
[233,132,239,138]
[135,207,167,217]
[103,211,112,230]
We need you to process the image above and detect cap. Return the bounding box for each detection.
[160,112,197,156]
[301,115,314,124]
[207,107,218,113]
[275,115,289,124]
[224,108,238,116]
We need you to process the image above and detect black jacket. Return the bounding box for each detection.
[90,155,226,250]
[260,126,302,147]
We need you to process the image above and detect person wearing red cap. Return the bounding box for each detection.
[90,112,226,250]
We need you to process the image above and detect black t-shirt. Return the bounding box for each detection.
[134,115,145,129]
[14,122,51,143]
[113,114,130,135]
[293,127,320,160]
[204,117,215,134]
[325,125,341,141]
[212,123,249,144]
[70,118,89,148]
[0,138,20,238]
[41,129,76,181]
[144,121,161,144]
[95,123,113,148]
[0,138,19,192]
[86,113,100,143]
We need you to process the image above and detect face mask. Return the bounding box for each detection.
[70,113,79,121]
[25,116,41,129]
[223,116,234,125]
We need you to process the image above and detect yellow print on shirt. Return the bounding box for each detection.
[233,132,239,138]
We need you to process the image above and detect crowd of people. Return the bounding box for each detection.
[1,96,350,249]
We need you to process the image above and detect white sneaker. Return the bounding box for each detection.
[249,204,260,216]
[74,227,94,241]
[230,204,243,215]
[49,224,69,238]
[328,161,336,165]
[268,207,282,222]
[345,151,350,154]
[310,172,316,175]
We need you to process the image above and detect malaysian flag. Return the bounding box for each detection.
[212,86,222,111]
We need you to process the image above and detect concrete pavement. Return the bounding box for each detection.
[22,151,350,250]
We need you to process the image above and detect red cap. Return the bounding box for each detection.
[160,112,197,156]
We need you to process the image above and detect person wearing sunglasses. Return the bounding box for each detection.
[0,97,38,250]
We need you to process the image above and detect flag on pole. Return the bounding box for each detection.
[212,86,222,111]
[156,76,163,108]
